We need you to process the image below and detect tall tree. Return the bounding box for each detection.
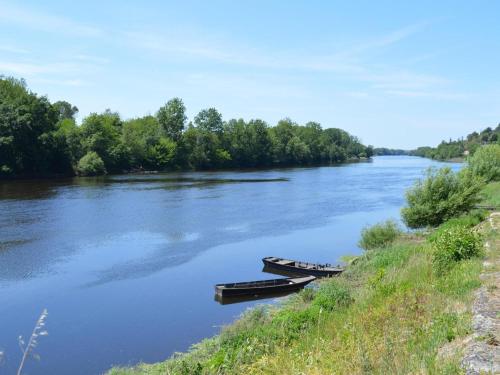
[156,98,186,141]
[194,108,223,133]
[53,100,78,121]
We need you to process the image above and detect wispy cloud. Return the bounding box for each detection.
[384,90,468,100]
[0,61,84,76]
[31,77,90,87]
[0,1,102,37]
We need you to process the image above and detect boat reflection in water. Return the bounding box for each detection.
[214,289,302,305]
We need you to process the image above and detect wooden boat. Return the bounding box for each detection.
[262,256,344,277]
[215,275,315,297]
[215,290,297,305]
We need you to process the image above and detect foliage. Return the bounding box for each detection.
[467,144,500,182]
[76,151,106,176]
[430,224,483,275]
[427,210,487,243]
[401,167,484,228]
[156,98,186,141]
[479,181,500,207]
[312,280,352,311]
[411,123,500,161]
[358,219,402,250]
[373,147,409,156]
[0,76,373,178]
[0,76,69,176]
[194,108,223,133]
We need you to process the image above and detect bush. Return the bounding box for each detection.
[312,280,352,311]
[77,151,106,176]
[427,210,488,243]
[401,167,484,228]
[468,144,500,182]
[358,219,402,250]
[431,225,483,275]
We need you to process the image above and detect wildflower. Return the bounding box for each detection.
[17,308,49,375]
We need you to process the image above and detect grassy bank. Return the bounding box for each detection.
[480,181,500,207]
[109,183,498,375]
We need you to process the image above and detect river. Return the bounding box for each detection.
[0,156,460,374]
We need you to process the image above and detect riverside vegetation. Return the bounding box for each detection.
[0,77,372,178]
[109,144,500,375]
[411,125,500,161]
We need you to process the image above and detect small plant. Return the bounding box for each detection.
[431,225,483,275]
[299,287,316,303]
[17,308,49,375]
[427,210,487,242]
[358,219,402,250]
[76,151,106,176]
[312,280,352,311]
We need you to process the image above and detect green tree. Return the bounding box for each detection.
[183,126,230,169]
[53,100,78,121]
[270,118,296,164]
[0,76,65,175]
[80,111,124,172]
[401,167,484,228]
[156,98,186,141]
[194,108,223,133]
[122,116,162,168]
[76,151,106,176]
[467,144,500,182]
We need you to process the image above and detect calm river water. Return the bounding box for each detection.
[0,156,460,374]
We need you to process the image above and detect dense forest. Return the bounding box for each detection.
[373,148,410,156]
[410,125,500,160]
[0,77,373,177]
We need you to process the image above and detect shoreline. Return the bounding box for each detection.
[108,182,499,374]
[0,157,372,181]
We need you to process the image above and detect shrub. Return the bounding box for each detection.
[401,167,484,228]
[427,210,487,242]
[431,224,483,275]
[468,144,500,182]
[76,151,106,176]
[312,280,352,311]
[358,219,402,250]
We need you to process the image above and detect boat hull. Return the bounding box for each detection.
[262,257,344,277]
[215,276,315,297]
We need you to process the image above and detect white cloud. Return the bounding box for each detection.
[0,61,83,76]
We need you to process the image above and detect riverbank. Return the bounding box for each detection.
[0,157,372,181]
[108,183,499,374]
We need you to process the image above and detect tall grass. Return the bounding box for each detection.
[358,219,402,250]
[480,181,500,207]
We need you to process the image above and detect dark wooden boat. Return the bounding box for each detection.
[215,275,315,297]
[262,256,344,277]
[215,290,297,305]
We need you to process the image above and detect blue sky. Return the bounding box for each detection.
[0,1,499,148]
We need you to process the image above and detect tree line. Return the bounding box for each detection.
[410,125,500,161]
[0,77,373,177]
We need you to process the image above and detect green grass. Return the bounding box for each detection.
[480,181,500,207]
